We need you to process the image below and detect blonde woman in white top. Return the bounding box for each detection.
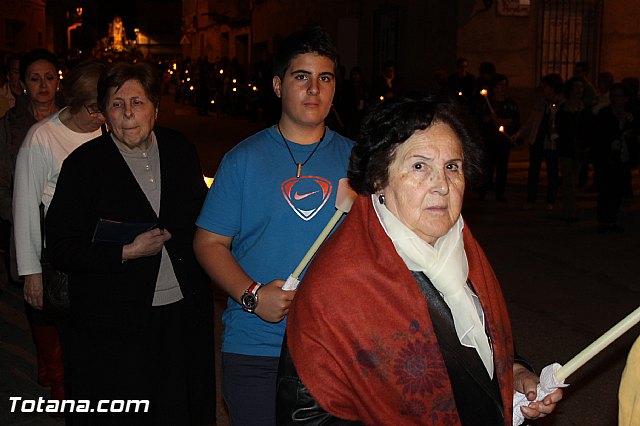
[12,60,105,405]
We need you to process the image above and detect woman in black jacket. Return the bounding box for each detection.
[46,61,215,425]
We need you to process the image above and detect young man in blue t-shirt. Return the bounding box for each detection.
[194,27,354,426]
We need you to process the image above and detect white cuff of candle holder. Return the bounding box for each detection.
[282,275,300,291]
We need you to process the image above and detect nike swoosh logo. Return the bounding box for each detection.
[294,190,320,200]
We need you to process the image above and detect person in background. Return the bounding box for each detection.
[622,77,640,130]
[448,57,476,101]
[573,62,598,188]
[619,335,640,426]
[340,66,369,138]
[0,62,11,118]
[12,61,107,411]
[593,83,638,233]
[478,73,520,202]
[555,76,593,223]
[0,53,24,113]
[476,61,496,93]
[469,61,496,118]
[517,73,563,211]
[14,60,106,312]
[45,61,215,425]
[277,97,562,425]
[0,48,64,404]
[573,61,596,107]
[373,60,402,103]
[592,71,614,115]
[193,27,353,426]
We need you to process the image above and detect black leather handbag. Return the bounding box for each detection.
[40,204,69,319]
[41,257,70,319]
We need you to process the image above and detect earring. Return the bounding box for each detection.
[23,89,27,95]
[378,193,385,204]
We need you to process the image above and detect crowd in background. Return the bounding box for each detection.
[164,54,639,229]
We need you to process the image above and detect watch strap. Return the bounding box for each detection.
[246,281,261,296]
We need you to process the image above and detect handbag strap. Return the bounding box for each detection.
[40,203,49,263]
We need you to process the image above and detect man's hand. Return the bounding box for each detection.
[254,279,295,323]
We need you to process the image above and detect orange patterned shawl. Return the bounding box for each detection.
[287,195,514,425]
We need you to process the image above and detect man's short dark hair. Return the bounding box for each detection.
[478,61,496,76]
[542,73,564,95]
[272,27,338,80]
[348,97,483,194]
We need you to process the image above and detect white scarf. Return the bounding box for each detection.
[372,195,494,377]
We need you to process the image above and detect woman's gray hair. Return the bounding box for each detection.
[97,61,161,113]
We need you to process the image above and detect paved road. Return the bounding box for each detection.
[1,96,638,425]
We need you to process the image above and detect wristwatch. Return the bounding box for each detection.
[240,281,262,313]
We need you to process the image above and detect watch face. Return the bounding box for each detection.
[241,292,258,311]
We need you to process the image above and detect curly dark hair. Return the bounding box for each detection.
[348,97,483,195]
[272,26,337,80]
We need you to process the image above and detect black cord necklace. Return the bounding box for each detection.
[277,124,326,178]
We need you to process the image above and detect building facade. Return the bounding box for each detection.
[0,0,47,52]
[181,0,639,91]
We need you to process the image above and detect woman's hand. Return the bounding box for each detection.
[24,273,44,310]
[513,363,563,420]
[254,279,295,323]
[122,228,171,261]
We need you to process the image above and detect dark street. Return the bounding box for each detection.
[1,94,639,426]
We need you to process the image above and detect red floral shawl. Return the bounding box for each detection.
[287,195,514,425]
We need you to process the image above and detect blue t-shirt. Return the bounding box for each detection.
[196,126,354,357]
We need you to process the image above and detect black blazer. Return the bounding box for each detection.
[46,127,216,425]
[46,126,212,335]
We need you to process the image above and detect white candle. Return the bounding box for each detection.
[291,179,356,279]
[480,89,494,113]
[292,210,342,278]
[555,306,640,382]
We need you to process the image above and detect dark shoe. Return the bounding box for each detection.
[565,216,579,224]
[496,196,507,203]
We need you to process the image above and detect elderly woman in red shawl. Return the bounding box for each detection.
[277,98,562,425]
